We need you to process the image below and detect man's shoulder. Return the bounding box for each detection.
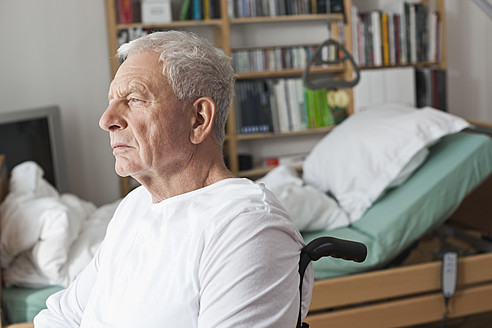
[206,179,298,237]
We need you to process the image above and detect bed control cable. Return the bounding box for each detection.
[440,251,458,328]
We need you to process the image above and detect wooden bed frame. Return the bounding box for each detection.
[305,171,492,327]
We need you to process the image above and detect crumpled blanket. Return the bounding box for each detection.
[0,162,119,288]
[256,165,351,232]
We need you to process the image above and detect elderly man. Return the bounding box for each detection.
[34,31,312,327]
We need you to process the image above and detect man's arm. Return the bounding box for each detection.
[197,210,312,328]
[34,247,100,327]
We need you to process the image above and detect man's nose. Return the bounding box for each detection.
[99,102,127,131]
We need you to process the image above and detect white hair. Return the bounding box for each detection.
[117,30,235,147]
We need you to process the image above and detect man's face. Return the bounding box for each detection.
[100,51,192,181]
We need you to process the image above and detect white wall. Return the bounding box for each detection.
[0,0,120,205]
[1,0,491,206]
[446,0,492,122]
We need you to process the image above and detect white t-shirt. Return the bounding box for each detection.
[34,178,313,327]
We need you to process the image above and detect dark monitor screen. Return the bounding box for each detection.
[0,106,67,192]
[0,117,56,187]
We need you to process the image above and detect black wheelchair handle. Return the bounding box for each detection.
[303,236,367,263]
[297,237,367,328]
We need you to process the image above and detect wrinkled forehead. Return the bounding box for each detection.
[109,51,168,97]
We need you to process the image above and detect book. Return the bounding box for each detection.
[274,80,291,133]
[286,79,301,131]
[141,0,172,24]
[415,67,432,108]
[356,13,366,65]
[192,0,202,20]
[428,10,438,62]
[393,14,401,65]
[203,0,210,19]
[434,69,447,112]
[360,13,373,66]
[312,89,325,128]
[388,13,396,65]
[371,11,382,66]
[117,0,134,24]
[414,3,428,62]
[415,67,446,111]
[295,79,308,131]
[267,80,280,133]
[318,89,333,127]
[406,2,417,63]
[179,0,192,20]
[381,12,390,66]
[351,5,359,65]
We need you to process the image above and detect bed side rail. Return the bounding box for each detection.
[465,120,492,136]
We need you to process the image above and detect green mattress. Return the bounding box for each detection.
[303,132,492,280]
[1,285,64,324]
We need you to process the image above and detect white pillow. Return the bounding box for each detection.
[302,103,470,222]
[257,165,351,231]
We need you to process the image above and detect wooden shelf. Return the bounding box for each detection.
[230,13,344,24]
[237,65,344,79]
[235,126,334,141]
[360,61,442,70]
[116,19,223,30]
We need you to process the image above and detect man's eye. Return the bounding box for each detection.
[130,98,141,103]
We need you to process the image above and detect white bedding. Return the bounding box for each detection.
[0,162,119,288]
[256,165,351,232]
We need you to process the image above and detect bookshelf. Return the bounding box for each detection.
[351,0,446,70]
[104,0,445,196]
[350,0,447,112]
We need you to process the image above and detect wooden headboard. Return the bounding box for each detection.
[0,154,7,203]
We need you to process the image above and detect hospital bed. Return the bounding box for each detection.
[301,129,492,327]
[2,123,492,328]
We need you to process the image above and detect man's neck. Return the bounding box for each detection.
[135,147,235,203]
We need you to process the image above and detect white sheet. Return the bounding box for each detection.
[256,165,350,232]
[0,162,119,288]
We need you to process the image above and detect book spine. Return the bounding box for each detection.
[287,79,301,131]
[118,0,134,24]
[192,0,202,20]
[388,13,396,65]
[203,0,211,19]
[381,12,389,66]
[371,11,382,66]
[180,0,192,20]
[274,80,290,133]
[351,5,359,65]
[394,14,401,65]
[304,88,316,129]
[319,89,333,127]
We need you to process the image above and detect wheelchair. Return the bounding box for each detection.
[297,237,367,328]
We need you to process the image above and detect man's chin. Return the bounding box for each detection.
[115,162,134,177]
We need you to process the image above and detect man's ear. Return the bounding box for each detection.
[190,97,215,145]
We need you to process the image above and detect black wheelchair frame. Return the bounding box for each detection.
[297,237,367,328]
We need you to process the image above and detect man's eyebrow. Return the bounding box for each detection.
[128,81,152,95]
[108,83,151,101]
